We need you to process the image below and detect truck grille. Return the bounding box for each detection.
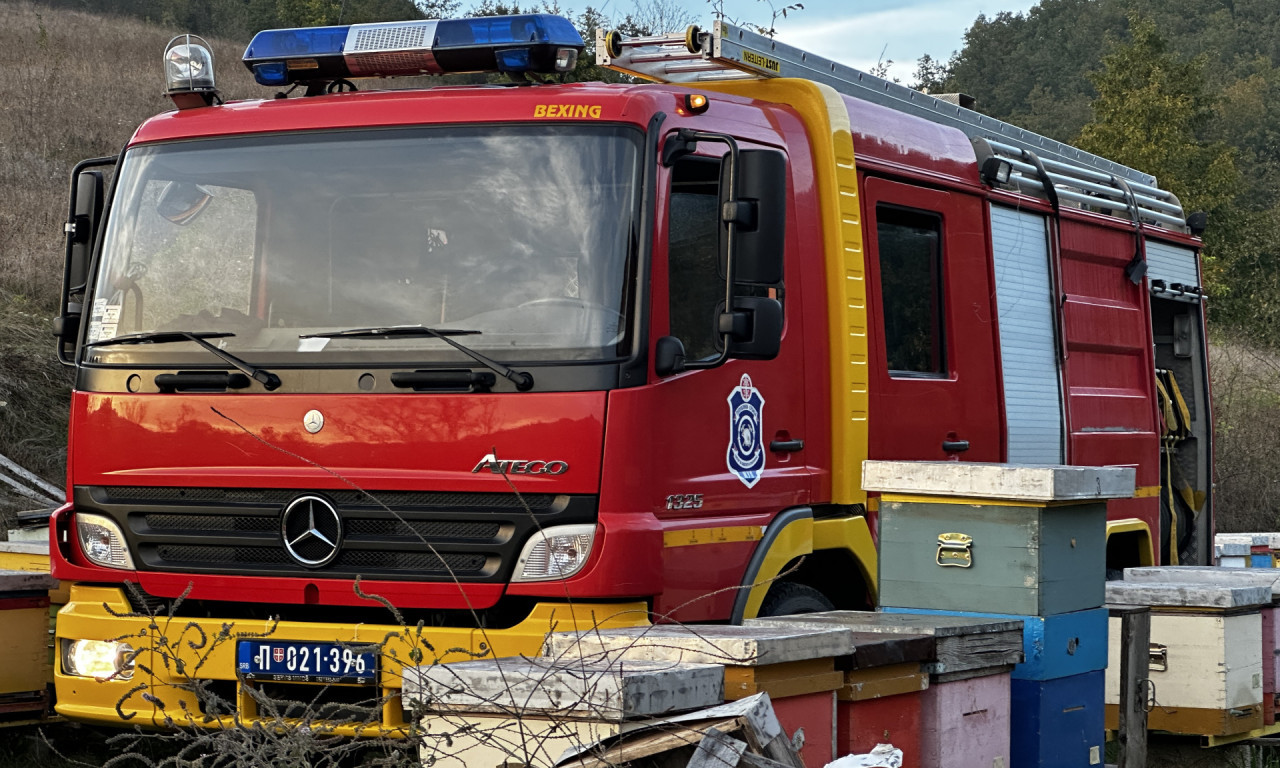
[75,486,595,583]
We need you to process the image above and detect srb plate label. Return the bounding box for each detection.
[237,641,378,685]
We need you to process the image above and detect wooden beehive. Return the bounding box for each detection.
[1105,581,1269,736]
[864,462,1132,617]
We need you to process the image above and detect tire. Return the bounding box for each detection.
[757,582,835,617]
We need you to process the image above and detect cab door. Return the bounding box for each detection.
[643,144,814,621]
[863,177,1003,461]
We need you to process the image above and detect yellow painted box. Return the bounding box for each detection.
[0,570,59,701]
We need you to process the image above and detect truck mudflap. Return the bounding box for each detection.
[54,584,648,734]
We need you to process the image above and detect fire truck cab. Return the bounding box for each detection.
[48,15,1211,729]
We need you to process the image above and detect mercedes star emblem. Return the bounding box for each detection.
[303,409,324,434]
[281,495,342,567]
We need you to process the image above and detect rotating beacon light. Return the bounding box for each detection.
[164,34,220,109]
[242,14,584,89]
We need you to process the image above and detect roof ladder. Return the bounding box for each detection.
[598,20,1184,220]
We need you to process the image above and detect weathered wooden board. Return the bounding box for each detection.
[1105,612,1264,734]
[0,569,56,592]
[879,499,1106,616]
[403,657,724,719]
[750,611,1022,677]
[723,658,842,700]
[919,672,1011,768]
[543,623,852,666]
[884,607,1107,681]
[1105,581,1271,609]
[862,461,1135,501]
[838,662,928,702]
[1010,670,1104,768]
[417,713,638,768]
[1124,566,1280,597]
[839,631,935,671]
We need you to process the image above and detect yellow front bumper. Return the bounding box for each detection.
[55,584,649,735]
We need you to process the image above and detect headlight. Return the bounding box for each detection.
[512,524,596,582]
[62,639,136,681]
[76,513,135,570]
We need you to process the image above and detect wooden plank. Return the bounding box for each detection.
[838,663,928,701]
[1105,582,1271,609]
[724,667,843,700]
[560,718,742,768]
[403,657,724,718]
[544,624,854,666]
[750,612,1022,677]
[841,632,934,670]
[1112,605,1148,768]
[1105,703,1263,737]
[688,727,748,768]
[861,461,1135,501]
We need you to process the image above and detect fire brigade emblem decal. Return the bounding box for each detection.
[727,374,766,488]
[281,495,343,568]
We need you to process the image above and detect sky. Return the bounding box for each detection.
[628,0,1043,84]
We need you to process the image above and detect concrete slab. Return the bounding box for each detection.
[403,657,723,719]
[862,461,1135,502]
[1105,581,1271,609]
[544,623,854,666]
[0,569,56,592]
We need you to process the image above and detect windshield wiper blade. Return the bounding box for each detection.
[300,325,481,339]
[87,331,282,391]
[300,325,534,391]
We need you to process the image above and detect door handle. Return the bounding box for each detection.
[770,439,805,453]
[942,439,970,453]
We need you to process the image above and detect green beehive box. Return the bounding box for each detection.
[864,462,1134,618]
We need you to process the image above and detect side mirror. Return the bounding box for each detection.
[56,160,113,365]
[720,149,786,285]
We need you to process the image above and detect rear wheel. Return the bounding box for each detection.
[757,582,835,617]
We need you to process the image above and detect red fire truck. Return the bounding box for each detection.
[48,15,1212,729]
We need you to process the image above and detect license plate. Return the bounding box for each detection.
[237,641,378,685]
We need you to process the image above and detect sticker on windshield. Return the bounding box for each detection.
[727,374,765,488]
[297,337,329,353]
[96,324,117,341]
[102,305,121,324]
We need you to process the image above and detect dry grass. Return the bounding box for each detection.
[1209,338,1280,533]
[0,1,260,517]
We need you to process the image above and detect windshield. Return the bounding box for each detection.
[84,125,642,366]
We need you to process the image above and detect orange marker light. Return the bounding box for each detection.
[684,93,710,114]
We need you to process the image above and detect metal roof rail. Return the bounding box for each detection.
[599,19,1189,231]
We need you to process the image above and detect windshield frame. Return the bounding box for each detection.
[76,121,651,384]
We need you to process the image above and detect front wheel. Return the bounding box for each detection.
[757,582,835,617]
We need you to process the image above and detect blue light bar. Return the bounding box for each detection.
[242,14,584,87]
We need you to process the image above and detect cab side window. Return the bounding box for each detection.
[668,158,723,361]
[876,205,945,376]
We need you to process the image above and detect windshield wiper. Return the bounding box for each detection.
[300,325,534,391]
[86,331,282,391]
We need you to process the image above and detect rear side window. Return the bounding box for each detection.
[876,205,945,376]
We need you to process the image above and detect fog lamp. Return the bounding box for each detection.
[512,524,596,582]
[76,512,135,570]
[62,639,136,681]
